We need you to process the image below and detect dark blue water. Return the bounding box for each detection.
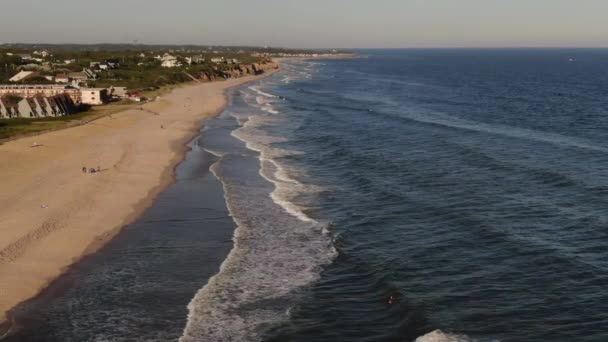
[239,50,608,342]
[6,50,608,342]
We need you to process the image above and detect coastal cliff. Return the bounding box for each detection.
[198,60,279,82]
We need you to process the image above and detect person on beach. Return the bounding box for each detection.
[82,166,87,174]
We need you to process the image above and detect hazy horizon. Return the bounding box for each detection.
[1,0,607,49]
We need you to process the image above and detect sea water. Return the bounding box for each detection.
[7,49,608,342]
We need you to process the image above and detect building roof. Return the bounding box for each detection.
[68,72,89,79]
[0,84,77,90]
[9,71,37,82]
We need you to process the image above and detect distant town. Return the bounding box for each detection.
[0,44,346,120]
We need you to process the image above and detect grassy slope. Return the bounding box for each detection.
[0,103,139,142]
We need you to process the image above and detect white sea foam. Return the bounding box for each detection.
[262,106,280,115]
[255,96,269,105]
[202,148,224,157]
[259,159,319,223]
[253,94,280,114]
[298,71,313,79]
[233,124,324,227]
[248,86,278,99]
[416,330,477,342]
[403,110,608,154]
[238,90,253,99]
[181,80,336,342]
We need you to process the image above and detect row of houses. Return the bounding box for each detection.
[9,70,95,85]
[156,53,239,68]
[0,84,82,103]
[0,94,75,119]
[0,84,109,108]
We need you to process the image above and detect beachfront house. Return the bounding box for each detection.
[34,97,50,117]
[68,72,89,82]
[55,74,70,83]
[33,50,51,58]
[108,86,128,99]
[18,97,41,118]
[0,85,82,104]
[160,54,182,68]
[191,55,205,64]
[0,96,22,118]
[42,95,69,116]
[0,93,76,119]
[80,88,109,105]
[0,98,6,118]
[161,59,182,68]
[125,92,143,102]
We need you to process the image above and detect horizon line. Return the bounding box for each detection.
[2,43,608,50]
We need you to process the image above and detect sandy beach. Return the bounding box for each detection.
[0,72,274,327]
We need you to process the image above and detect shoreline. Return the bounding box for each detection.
[0,69,278,336]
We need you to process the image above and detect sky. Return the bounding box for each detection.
[1,0,607,48]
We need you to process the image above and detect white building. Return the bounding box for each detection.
[108,86,128,98]
[160,54,182,68]
[162,59,182,68]
[9,71,39,82]
[0,94,75,119]
[0,95,20,118]
[33,50,51,58]
[55,74,70,83]
[80,88,108,105]
[191,56,205,64]
[0,84,82,104]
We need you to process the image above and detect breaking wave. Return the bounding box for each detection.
[180,78,336,341]
[249,86,279,99]
[416,330,478,342]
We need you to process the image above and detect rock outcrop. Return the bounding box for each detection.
[197,60,279,82]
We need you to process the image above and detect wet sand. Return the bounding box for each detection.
[0,72,274,329]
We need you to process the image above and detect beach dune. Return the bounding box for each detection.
[0,74,271,326]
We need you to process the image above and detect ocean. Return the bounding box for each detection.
[5,49,608,341]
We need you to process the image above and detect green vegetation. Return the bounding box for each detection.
[0,43,341,88]
[0,103,138,142]
[0,114,87,140]
[0,44,342,141]
[0,54,23,81]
